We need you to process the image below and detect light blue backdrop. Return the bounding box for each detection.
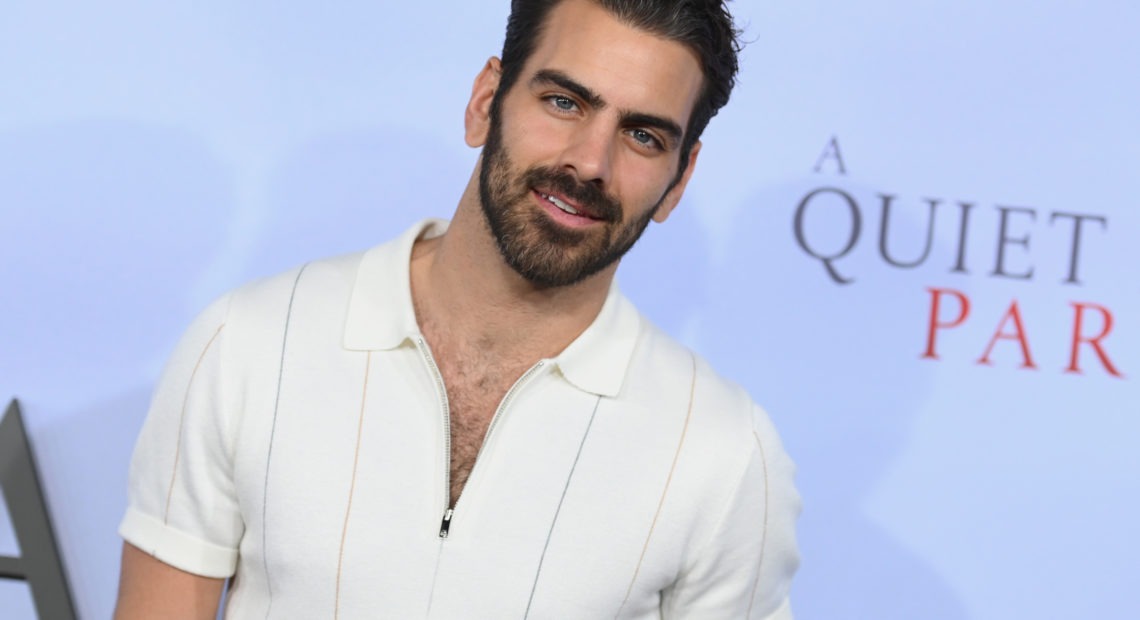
[2,1,1137,618]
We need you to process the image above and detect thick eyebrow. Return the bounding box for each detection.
[529,69,685,148]
[530,69,605,109]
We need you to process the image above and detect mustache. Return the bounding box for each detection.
[521,166,621,222]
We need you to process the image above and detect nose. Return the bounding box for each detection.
[556,117,614,187]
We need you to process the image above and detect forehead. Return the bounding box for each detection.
[524,0,705,127]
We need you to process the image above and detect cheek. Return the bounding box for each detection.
[500,104,569,160]
[613,155,679,204]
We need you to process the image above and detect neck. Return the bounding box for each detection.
[410,168,615,360]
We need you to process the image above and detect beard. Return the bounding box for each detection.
[478,108,667,289]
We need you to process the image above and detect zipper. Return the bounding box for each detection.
[445,359,546,537]
[416,337,453,531]
[475,360,546,464]
[417,334,548,540]
[438,508,454,538]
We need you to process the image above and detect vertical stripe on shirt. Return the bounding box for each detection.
[262,263,308,619]
[163,323,226,524]
[614,353,697,619]
[334,351,372,619]
[745,429,771,619]
[523,394,602,619]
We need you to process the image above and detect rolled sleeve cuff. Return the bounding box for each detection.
[119,507,238,579]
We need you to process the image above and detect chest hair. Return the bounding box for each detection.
[434,343,532,507]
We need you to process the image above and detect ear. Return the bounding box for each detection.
[652,140,701,223]
[465,57,503,148]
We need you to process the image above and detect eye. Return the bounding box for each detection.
[545,95,578,113]
[628,128,663,151]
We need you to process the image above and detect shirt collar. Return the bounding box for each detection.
[551,282,640,397]
[343,218,448,351]
[343,218,641,397]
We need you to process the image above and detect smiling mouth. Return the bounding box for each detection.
[538,191,584,216]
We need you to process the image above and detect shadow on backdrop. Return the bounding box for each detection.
[618,198,711,345]
[0,120,235,619]
[244,128,471,280]
[700,177,969,619]
[0,121,233,406]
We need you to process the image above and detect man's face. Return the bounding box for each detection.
[472,0,705,289]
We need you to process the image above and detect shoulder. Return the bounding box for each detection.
[164,251,371,384]
[620,317,800,605]
[224,251,365,322]
[626,315,798,513]
[624,318,765,446]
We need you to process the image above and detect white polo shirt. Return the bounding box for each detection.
[121,219,799,619]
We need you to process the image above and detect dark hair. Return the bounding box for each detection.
[496,0,743,176]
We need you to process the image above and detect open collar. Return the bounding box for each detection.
[343,219,447,351]
[550,282,640,397]
[343,219,640,397]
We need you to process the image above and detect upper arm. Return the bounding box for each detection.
[120,294,243,577]
[662,405,801,619]
[114,542,225,620]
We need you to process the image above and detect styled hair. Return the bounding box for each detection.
[495,0,743,174]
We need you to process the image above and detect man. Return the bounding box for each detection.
[115,0,800,617]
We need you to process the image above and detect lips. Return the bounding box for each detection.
[522,166,620,223]
[538,191,584,216]
[535,188,609,223]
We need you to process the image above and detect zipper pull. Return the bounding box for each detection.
[439,508,454,539]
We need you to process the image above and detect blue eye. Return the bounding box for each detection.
[630,129,662,150]
[551,95,575,111]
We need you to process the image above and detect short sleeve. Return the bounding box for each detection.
[118,293,243,578]
[662,405,801,619]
